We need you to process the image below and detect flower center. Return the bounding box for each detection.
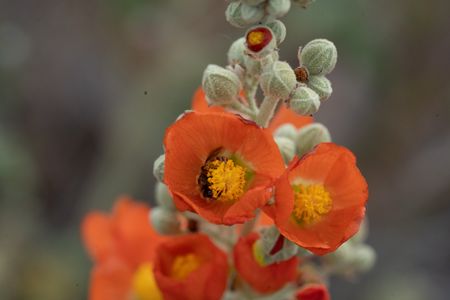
[132,263,163,300]
[171,254,201,280]
[199,157,247,202]
[248,31,265,46]
[292,184,332,226]
[246,27,273,53]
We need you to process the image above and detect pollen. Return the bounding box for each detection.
[246,27,273,53]
[292,184,332,226]
[248,31,265,46]
[132,263,163,300]
[205,159,247,202]
[171,254,201,280]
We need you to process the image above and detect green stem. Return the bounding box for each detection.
[256,95,280,127]
[229,101,257,119]
[243,76,259,112]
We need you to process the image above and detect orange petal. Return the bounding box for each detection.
[296,284,331,300]
[112,197,167,267]
[233,232,298,294]
[89,257,133,300]
[81,212,116,263]
[164,111,284,224]
[153,234,228,300]
[268,104,313,134]
[270,143,368,255]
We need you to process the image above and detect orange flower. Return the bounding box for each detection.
[82,197,166,300]
[164,111,285,225]
[295,284,331,300]
[264,143,368,255]
[191,87,312,132]
[153,234,228,300]
[233,232,298,294]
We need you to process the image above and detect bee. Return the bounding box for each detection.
[198,155,229,200]
[198,168,213,199]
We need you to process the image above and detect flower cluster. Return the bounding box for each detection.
[82,1,375,299]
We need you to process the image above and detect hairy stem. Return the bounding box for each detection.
[256,95,280,127]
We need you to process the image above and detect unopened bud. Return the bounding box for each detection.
[275,136,296,163]
[267,0,291,18]
[202,64,241,105]
[308,75,332,101]
[274,123,298,140]
[150,207,181,235]
[289,85,320,115]
[260,61,297,99]
[228,38,246,66]
[296,123,331,157]
[153,154,165,182]
[155,182,175,211]
[352,244,376,273]
[300,39,337,75]
[225,2,264,28]
[266,20,287,45]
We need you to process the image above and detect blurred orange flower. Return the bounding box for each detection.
[153,233,229,300]
[295,284,331,300]
[191,87,312,133]
[82,197,166,300]
[264,143,368,255]
[233,232,299,294]
[164,111,285,225]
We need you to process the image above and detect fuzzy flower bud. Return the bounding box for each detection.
[289,85,320,115]
[296,123,331,157]
[275,136,296,163]
[256,226,298,265]
[352,244,377,273]
[300,39,337,76]
[266,20,287,45]
[153,154,165,182]
[155,182,175,211]
[226,2,264,28]
[150,207,181,235]
[245,26,276,58]
[274,123,298,140]
[308,75,333,101]
[267,0,291,18]
[202,64,241,105]
[260,61,297,99]
[323,242,376,275]
[228,37,246,66]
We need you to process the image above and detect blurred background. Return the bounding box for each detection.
[1,0,449,299]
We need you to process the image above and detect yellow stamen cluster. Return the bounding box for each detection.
[206,159,246,202]
[247,31,265,46]
[132,263,163,300]
[171,254,201,280]
[292,184,332,226]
